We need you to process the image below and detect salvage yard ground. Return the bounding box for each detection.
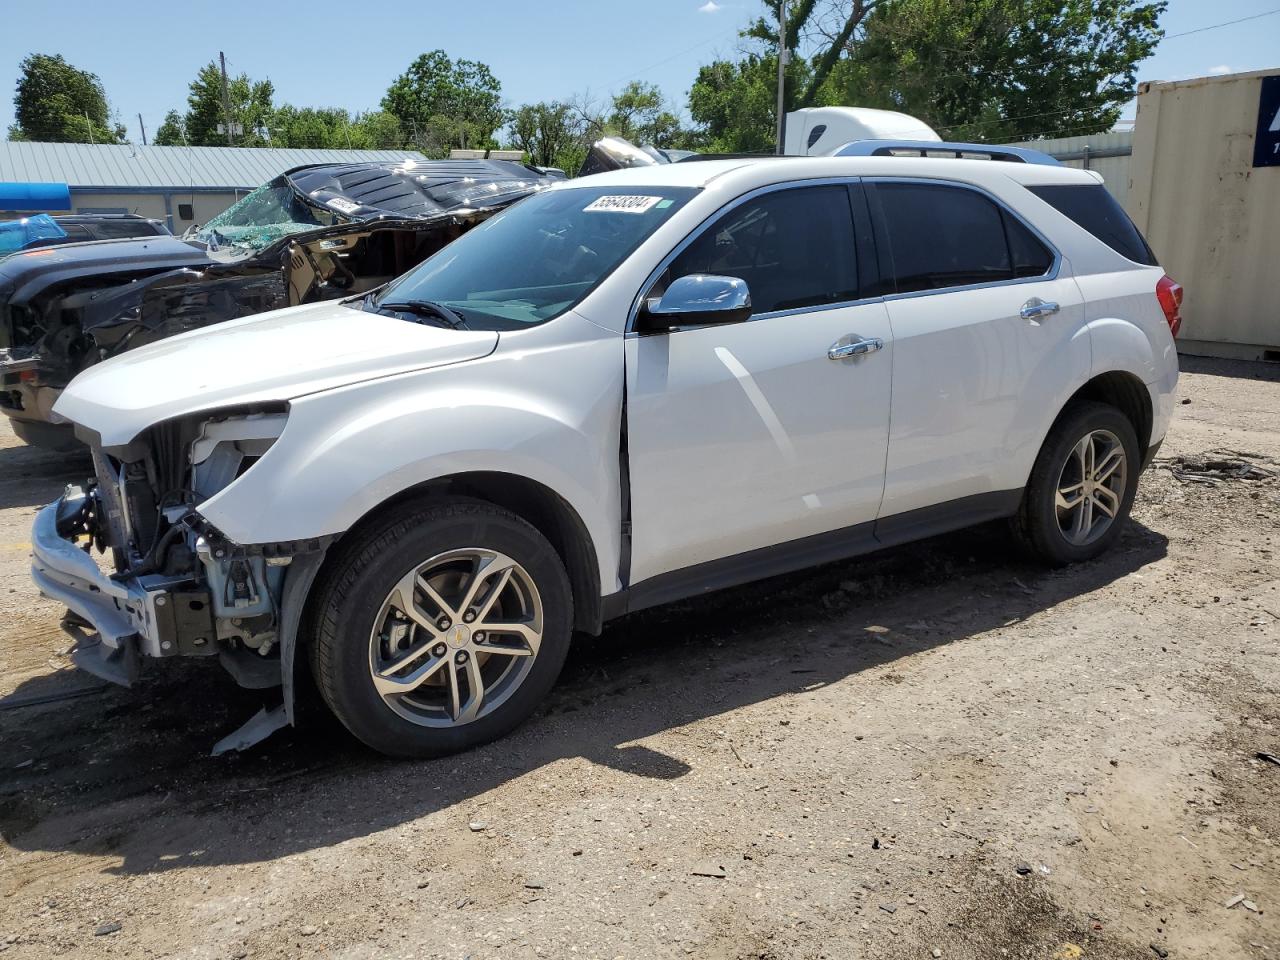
[0,356,1277,960]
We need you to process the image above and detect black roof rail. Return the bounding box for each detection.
[833,139,1060,166]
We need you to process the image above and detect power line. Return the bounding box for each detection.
[1162,7,1280,39]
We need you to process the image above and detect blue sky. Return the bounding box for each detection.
[1,0,1276,142]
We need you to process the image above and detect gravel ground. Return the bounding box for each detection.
[0,355,1277,960]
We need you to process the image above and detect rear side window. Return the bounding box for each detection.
[871,181,1052,294]
[669,184,858,314]
[92,219,159,239]
[1028,184,1157,266]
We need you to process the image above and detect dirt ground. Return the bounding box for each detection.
[0,355,1277,960]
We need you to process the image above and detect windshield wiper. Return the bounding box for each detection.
[375,298,468,329]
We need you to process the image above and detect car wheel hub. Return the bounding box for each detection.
[1055,428,1127,547]
[367,548,543,728]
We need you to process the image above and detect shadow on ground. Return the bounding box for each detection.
[0,514,1168,877]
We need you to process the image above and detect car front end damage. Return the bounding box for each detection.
[31,406,329,747]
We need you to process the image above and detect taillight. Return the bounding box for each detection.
[1156,275,1183,338]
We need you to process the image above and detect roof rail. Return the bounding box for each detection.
[832,139,1060,166]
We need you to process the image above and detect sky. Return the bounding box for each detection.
[0,0,1276,144]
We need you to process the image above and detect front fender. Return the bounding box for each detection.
[198,323,624,590]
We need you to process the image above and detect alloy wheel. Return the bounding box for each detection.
[367,548,543,727]
[1055,428,1127,547]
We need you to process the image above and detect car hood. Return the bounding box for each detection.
[53,300,499,446]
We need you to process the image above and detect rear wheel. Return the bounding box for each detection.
[309,499,573,758]
[1013,401,1140,565]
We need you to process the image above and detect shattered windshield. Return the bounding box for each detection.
[369,185,696,330]
[196,180,343,254]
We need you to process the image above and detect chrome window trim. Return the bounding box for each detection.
[624,173,1064,335]
[863,176,1062,303]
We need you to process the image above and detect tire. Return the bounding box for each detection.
[308,498,573,758]
[1012,401,1141,566]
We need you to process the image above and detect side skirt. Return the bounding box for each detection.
[602,489,1023,620]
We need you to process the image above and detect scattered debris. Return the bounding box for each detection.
[93,922,121,937]
[691,864,726,879]
[1224,893,1247,909]
[880,904,897,914]
[300,925,318,936]
[468,821,488,832]
[932,950,942,958]
[524,881,545,890]
[1150,944,1169,958]
[1015,862,1033,876]
[1257,751,1280,767]
[1242,899,1260,914]
[1163,451,1275,485]
[211,704,289,756]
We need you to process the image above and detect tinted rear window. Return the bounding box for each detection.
[874,181,1040,293]
[1028,184,1157,266]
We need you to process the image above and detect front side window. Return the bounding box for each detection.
[667,184,859,315]
[373,186,696,330]
[198,180,343,253]
[872,181,1052,293]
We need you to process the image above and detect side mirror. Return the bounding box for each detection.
[640,274,752,331]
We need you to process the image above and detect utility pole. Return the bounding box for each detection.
[138,113,147,146]
[775,1,787,155]
[84,111,94,144]
[219,51,233,145]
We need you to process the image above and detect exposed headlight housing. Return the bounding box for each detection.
[190,411,288,500]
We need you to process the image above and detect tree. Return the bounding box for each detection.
[153,109,187,146]
[509,101,582,169]
[382,50,506,156]
[178,61,275,146]
[606,82,682,147]
[9,53,125,143]
[687,0,1165,150]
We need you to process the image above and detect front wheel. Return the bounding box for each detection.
[1012,401,1141,565]
[308,499,573,758]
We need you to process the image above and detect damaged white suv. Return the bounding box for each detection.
[33,144,1180,757]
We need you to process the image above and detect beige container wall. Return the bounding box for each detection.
[1129,69,1280,359]
[68,190,245,232]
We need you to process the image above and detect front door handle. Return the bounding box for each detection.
[828,336,884,360]
[1020,298,1061,320]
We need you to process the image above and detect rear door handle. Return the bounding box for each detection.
[828,336,884,360]
[1020,298,1060,320]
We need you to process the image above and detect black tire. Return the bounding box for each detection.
[308,498,573,758]
[1012,401,1141,566]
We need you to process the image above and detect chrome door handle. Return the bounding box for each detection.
[1020,298,1060,320]
[828,336,884,360]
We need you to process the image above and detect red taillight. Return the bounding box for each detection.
[1156,275,1183,338]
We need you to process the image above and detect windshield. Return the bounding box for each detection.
[196,179,343,253]
[370,185,697,330]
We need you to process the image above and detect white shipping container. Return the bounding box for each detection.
[1128,68,1280,360]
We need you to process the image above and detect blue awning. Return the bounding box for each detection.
[0,181,72,212]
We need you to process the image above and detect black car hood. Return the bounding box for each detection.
[0,234,213,303]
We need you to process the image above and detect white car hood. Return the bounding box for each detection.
[53,300,499,446]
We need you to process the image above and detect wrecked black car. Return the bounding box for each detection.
[0,158,557,447]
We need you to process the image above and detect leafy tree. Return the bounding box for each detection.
[382,50,506,157]
[687,0,1165,150]
[9,53,124,143]
[163,62,275,146]
[153,109,187,146]
[842,0,1166,141]
[606,82,682,148]
[509,101,582,169]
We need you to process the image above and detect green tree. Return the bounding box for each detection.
[509,101,582,169]
[607,82,682,147]
[687,0,1165,150]
[841,0,1166,141]
[382,50,506,156]
[9,53,124,143]
[175,61,275,146]
[153,109,186,146]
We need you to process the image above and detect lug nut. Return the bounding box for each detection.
[455,651,469,664]
[463,610,476,623]
[433,643,447,657]
[437,617,451,630]
[473,632,485,643]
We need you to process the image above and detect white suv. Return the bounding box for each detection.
[33,148,1180,757]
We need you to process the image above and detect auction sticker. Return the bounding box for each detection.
[584,195,664,214]
[326,197,363,215]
